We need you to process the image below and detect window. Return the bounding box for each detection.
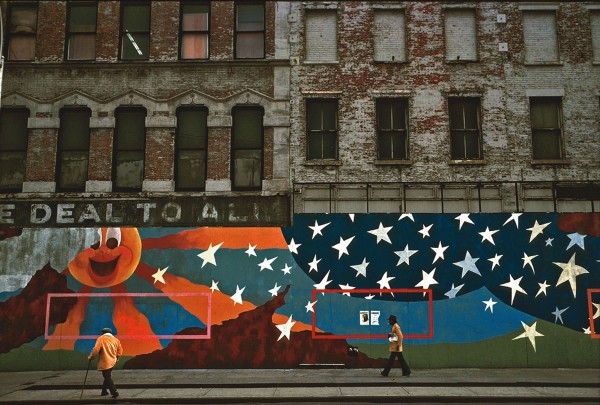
[66,1,97,60]
[232,107,263,190]
[445,9,477,62]
[7,3,38,60]
[373,9,406,63]
[305,10,337,62]
[0,108,29,192]
[176,107,207,190]
[448,97,482,160]
[113,108,146,191]
[120,2,150,60]
[235,2,264,59]
[57,108,91,191]
[530,97,563,160]
[376,99,408,160]
[522,10,559,64]
[180,1,209,60]
[306,99,337,160]
[591,11,600,64]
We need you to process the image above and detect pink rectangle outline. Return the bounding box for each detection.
[45,292,211,340]
[311,288,433,340]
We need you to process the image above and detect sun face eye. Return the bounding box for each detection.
[105,228,122,249]
[90,229,102,249]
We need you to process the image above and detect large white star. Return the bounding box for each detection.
[479,227,499,245]
[308,255,321,273]
[453,251,481,278]
[488,254,502,270]
[394,244,418,266]
[332,236,354,259]
[513,321,544,352]
[522,253,538,274]
[230,285,246,305]
[431,241,448,264]
[258,256,277,271]
[500,275,527,305]
[305,300,317,313]
[483,298,497,313]
[197,242,224,268]
[418,224,433,238]
[566,233,586,250]
[455,213,474,229]
[350,258,369,277]
[309,220,330,239]
[503,213,522,228]
[552,306,569,324]
[526,220,550,242]
[553,253,589,298]
[152,267,168,284]
[245,244,257,257]
[415,268,438,290]
[313,270,332,291]
[377,271,396,290]
[368,222,393,244]
[288,238,301,254]
[535,280,550,297]
[276,315,296,341]
[268,283,281,297]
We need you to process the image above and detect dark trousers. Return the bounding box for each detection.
[101,368,118,395]
[382,351,411,376]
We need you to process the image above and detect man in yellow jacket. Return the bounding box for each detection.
[88,327,123,398]
[380,314,411,377]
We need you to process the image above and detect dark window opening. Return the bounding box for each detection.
[120,2,150,60]
[232,107,263,190]
[176,107,208,191]
[113,108,146,191]
[235,1,265,59]
[376,98,408,160]
[0,108,30,192]
[449,97,482,160]
[307,99,338,160]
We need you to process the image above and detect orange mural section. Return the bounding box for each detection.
[43,286,92,350]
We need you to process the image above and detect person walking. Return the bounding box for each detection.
[88,327,123,398]
[380,314,411,377]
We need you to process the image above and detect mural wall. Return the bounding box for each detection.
[0,213,599,370]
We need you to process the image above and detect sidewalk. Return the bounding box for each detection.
[0,368,598,404]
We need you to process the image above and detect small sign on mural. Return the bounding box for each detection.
[360,310,380,326]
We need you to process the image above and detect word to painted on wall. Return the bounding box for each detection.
[0,196,290,227]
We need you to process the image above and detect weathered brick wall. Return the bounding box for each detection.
[88,128,113,181]
[145,128,175,181]
[37,1,66,62]
[25,129,57,182]
[207,127,231,180]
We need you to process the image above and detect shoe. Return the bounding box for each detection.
[380,370,388,377]
[100,392,109,396]
[111,392,119,398]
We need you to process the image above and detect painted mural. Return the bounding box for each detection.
[0,212,598,371]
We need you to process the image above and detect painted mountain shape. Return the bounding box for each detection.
[124,285,383,369]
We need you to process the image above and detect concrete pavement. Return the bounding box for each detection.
[0,368,598,404]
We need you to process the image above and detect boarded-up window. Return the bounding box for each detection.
[113,108,146,191]
[530,97,563,160]
[232,107,263,190]
[376,98,408,160]
[445,9,477,61]
[591,11,600,64]
[58,108,91,191]
[448,97,482,160]
[523,10,559,63]
[373,10,406,62]
[307,99,337,160]
[305,11,337,62]
[176,107,207,190]
[0,108,29,191]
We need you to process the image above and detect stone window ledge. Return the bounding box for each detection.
[374,159,413,166]
[531,159,570,165]
[303,160,342,166]
[449,159,486,165]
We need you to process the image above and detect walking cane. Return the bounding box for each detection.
[80,358,92,399]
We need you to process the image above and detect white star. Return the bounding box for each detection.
[513,321,544,352]
[566,233,586,250]
[399,213,414,222]
[365,294,375,300]
[377,271,396,290]
[368,222,393,244]
[522,253,538,274]
[308,255,321,273]
[488,254,502,270]
[332,236,354,259]
[245,244,257,257]
[152,267,168,284]
[453,251,481,278]
[551,306,569,324]
[535,280,550,297]
[394,245,418,266]
[309,220,330,239]
[483,298,497,313]
[583,326,591,334]
[415,268,438,291]
[313,270,332,292]
[230,285,245,305]
[503,213,522,228]
[418,224,433,238]
[455,213,474,230]
[445,283,464,299]
[258,256,277,271]
[500,275,527,305]
[591,303,600,320]
[526,220,550,242]
[281,263,292,275]
[553,253,589,298]
[210,280,220,293]
[288,238,301,254]
[268,283,281,297]
[305,300,317,313]
[339,283,356,296]
[431,241,449,264]
[197,242,224,268]
[479,227,499,245]
[276,315,296,341]
[349,214,355,222]
[350,258,369,277]
[545,237,554,246]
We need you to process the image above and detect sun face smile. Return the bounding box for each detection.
[89,255,121,278]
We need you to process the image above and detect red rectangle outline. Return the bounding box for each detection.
[311,288,433,339]
[45,292,211,340]
[587,289,600,338]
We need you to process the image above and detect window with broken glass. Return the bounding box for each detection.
[120,2,150,60]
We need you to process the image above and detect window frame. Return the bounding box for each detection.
[65,1,98,61]
[234,1,265,59]
[0,108,30,192]
[112,107,147,191]
[179,1,210,60]
[529,97,565,161]
[376,98,409,161]
[119,1,151,61]
[175,106,208,191]
[6,2,38,61]
[448,97,483,161]
[56,107,92,192]
[231,106,264,191]
[306,99,338,161]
